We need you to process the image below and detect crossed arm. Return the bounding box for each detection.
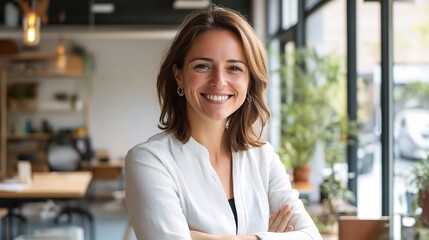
[190,204,294,240]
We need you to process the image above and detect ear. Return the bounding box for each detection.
[172,64,183,86]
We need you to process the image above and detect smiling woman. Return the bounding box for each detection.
[125,4,322,240]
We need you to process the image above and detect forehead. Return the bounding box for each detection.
[184,29,246,61]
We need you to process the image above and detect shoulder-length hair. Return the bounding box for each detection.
[157,5,270,151]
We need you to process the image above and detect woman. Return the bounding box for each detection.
[125,5,322,240]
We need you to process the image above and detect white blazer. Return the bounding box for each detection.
[125,132,322,240]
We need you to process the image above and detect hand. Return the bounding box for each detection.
[268,203,294,232]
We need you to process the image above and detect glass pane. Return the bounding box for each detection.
[305,0,350,207]
[356,0,382,219]
[306,0,346,56]
[393,1,429,239]
[307,0,384,220]
[268,0,281,36]
[282,0,298,29]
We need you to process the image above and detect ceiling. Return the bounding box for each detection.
[0,0,252,27]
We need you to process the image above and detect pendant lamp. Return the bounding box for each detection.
[23,0,41,46]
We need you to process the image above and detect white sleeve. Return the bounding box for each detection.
[125,146,191,240]
[255,147,322,240]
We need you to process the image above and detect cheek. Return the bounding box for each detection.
[236,78,250,94]
[184,72,208,86]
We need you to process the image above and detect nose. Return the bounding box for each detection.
[209,68,226,88]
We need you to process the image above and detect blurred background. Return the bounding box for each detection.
[1,0,429,239]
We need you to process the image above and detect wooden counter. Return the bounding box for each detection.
[0,171,92,198]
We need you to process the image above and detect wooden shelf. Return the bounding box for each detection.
[8,70,83,79]
[0,53,55,62]
[7,133,53,141]
[7,133,89,141]
[1,51,88,178]
[8,108,82,114]
[2,53,85,79]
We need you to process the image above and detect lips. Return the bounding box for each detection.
[203,94,232,101]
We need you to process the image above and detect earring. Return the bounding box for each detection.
[177,86,184,96]
[246,94,252,103]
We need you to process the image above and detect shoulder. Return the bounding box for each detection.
[236,141,281,171]
[242,141,277,160]
[126,132,181,164]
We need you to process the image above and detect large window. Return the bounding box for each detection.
[268,0,429,238]
[306,0,384,219]
[392,0,429,238]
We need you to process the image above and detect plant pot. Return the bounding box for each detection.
[293,164,311,183]
[315,213,338,235]
[419,188,429,227]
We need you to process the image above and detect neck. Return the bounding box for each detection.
[189,114,227,146]
[189,117,233,199]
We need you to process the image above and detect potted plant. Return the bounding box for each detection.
[8,82,38,110]
[409,154,429,227]
[311,116,356,234]
[278,47,345,183]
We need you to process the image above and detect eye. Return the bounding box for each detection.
[194,64,210,70]
[228,66,243,72]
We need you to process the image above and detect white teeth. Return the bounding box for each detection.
[205,94,229,101]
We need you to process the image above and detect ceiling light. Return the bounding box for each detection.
[91,3,115,14]
[23,11,40,46]
[173,0,210,9]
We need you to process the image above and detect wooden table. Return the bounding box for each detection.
[81,160,124,199]
[82,160,123,180]
[0,171,92,199]
[0,171,93,240]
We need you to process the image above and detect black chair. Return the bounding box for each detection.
[46,131,95,240]
[47,131,94,172]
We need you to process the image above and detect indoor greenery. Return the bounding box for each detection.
[277,48,357,233]
[278,47,350,169]
[321,117,356,204]
[409,153,429,228]
[315,116,356,234]
[410,154,429,195]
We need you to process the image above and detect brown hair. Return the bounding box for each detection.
[157,5,270,151]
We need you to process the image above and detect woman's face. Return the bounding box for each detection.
[173,29,250,124]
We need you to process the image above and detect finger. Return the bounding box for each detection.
[268,203,292,232]
[286,225,294,232]
[270,208,286,231]
[270,204,292,232]
[268,210,280,227]
[275,209,293,232]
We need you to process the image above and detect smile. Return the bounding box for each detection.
[203,94,231,101]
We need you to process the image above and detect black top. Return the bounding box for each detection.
[228,198,238,233]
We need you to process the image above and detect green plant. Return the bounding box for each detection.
[320,115,356,216]
[410,154,429,191]
[320,173,355,213]
[278,47,347,168]
[8,83,37,100]
[313,213,337,234]
[70,42,96,73]
[409,153,429,228]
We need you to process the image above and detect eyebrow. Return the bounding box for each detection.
[189,57,247,65]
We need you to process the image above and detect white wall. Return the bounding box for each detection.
[79,37,170,160]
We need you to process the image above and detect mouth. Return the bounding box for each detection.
[202,94,232,102]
